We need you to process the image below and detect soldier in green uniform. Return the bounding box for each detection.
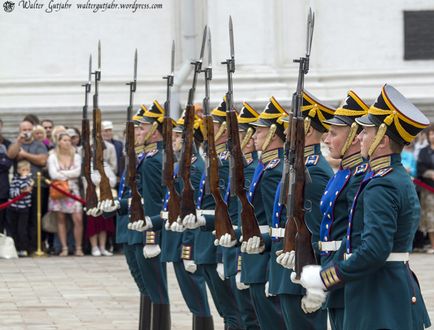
[239,97,287,329]
[216,101,261,330]
[160,112,214,330]
[300,84,431,330]
[315,91,369,329]
[273,91,334,329]
[127,101,170,329]
[181,99,242,330]
[117,107,152,330]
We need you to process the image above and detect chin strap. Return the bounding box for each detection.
[368,123,387,157]
[340,122,359,157]
[241,127,254,151]
[143,122,158,144]
[214,121,227,141]
[262,124,276,151]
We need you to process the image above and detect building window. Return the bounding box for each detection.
[404,10,434,60]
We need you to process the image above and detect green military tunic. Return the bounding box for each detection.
[321,154,431,330]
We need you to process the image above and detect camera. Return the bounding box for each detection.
[23,132,32,140]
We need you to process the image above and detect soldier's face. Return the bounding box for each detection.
[358,126,376,158]
[324,125,350,159]
[135,125,146,146]
[253,126,267,151]
[173,132,183,152]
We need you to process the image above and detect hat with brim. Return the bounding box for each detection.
[238,101,260,132]
[137,101,165,128]
[252,96,288,140]
[356,84,429,145]
[324,90,369,128]
[211,97,227,124]
[302,90,336,133]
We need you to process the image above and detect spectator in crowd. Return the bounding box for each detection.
[23,114,40,126]
[66,128,81,153]
[417,124,434,254]
[7,120,48,253]
[414,129,429,160]
[41,119,55,150]
[0,119,12,234]
[32,125,47,145]
[51,126,66,145]
[401,141,417,177]
[7,160,33,257]
[88,162,116,257]
[101,121,122,177]
[47,132,84,257]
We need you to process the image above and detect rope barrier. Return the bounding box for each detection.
[0,192,30,210]
[413,178,434,194]
[44,178,86,205]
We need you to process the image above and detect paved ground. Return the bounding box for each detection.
[0,253,432,330]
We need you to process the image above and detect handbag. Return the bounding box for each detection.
[42,211,58,233]
[0,234,18,259]
[49,180,69,200]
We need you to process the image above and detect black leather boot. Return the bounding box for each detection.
[139,295,152,330]
[193,315,214,330]
[150,303,171,330]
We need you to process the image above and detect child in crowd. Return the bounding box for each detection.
[7,160,34,257]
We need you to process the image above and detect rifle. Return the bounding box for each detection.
[222,17,259,243]
[82,55,99,212]
[200,26,235,240]
[162,41,181,226]
[125,50,145,223]
[92,40,114,205]
[178,26,207,221]
[281,9,316,278]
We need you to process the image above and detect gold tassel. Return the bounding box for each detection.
[241,127,254,151]
[368,123,387,157]
[262,124,276,151]
[143,121,158,143]
[340,122,359,157]
[214,121,227,141]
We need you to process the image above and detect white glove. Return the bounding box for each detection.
[301,288,327,314]
[86,206,103,217]
[235,272,249,290]
[264,281,275,297]
[183,259,197,274]
[300,265,326,290]
[240,235,247,253]
[215,233,237,248]
[167,221,184,232]
[276,250,295,270]
[290,271,301,285]
[143,245,161,258]
[127,216,153,232]
[216,263,225,281]
[182,213,205,229]
[91,169,101,186]
[99,199,120,213]
[245,236,265,254]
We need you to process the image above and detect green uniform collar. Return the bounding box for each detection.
[341,152,364,170]
[304,144,321,158]
[144,140,163,153]
[215,142,226,155]
[260,148,283,164]
[369,153,401,172]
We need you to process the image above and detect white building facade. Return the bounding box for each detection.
[0,0,433,137]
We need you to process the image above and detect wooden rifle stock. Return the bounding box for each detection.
[226,110,262,242]
[179,104,196,218]
[205,115,235,239]
[292,118,316,277]
[126,121,144,222]
[94,108,114,202]
[82,117,98,210]
[162,114,181,225]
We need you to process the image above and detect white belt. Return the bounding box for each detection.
[196,209,215,217]
[319,240,342,252]
[344,252,409,262]
[259,225,269,234]
[270,227,285,238]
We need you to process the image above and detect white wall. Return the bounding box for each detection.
[0,0,432,138]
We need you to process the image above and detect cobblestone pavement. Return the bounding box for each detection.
[0,253,432,329]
